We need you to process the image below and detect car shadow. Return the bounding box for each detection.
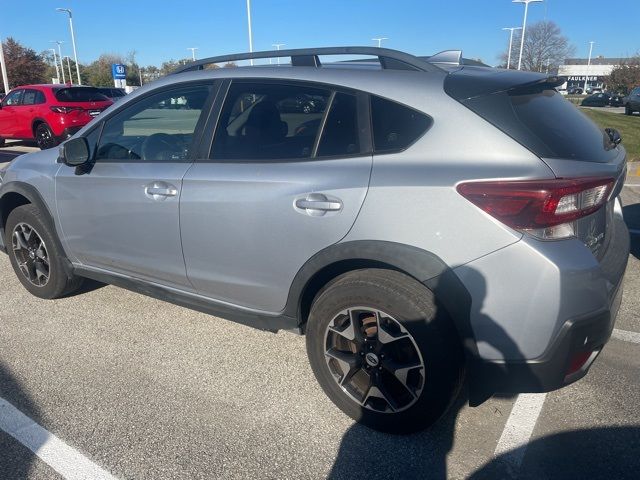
[0,363,45,479]
[328,267,540,480]
[469,426,640,480]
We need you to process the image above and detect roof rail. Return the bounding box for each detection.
[170,46,444,75]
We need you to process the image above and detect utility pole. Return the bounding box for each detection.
[56,8,82,85]
[49,48,61,83]
[52,41,66,83]
[513,0,543,70]
[0,36,9,94]
[187,47,198,61]
[272,43,285,65]
[583,41,594,93]
[502,27,522,69]
[246,0,254,65]
[372,37,388,48]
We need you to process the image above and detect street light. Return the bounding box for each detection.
[49,48,61,83]
[372,37,388,48]
[51,41,65,83]
[64,56,73,84]
[583,41,595,93]
[502,27,522,69]
[56,8,81,85]
[512,0,543,70]
[272,43,285,65]
[187,47,198,61]
[246,0,254,65]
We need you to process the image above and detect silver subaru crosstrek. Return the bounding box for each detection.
[0,47,629,433]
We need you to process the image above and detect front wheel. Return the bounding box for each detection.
[306,269,464,434]
[35,123,58,150]
[625,105,633,116]
[5,204,83,299]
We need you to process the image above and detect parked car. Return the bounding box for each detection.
[581,92,625,107]
[0,85,112,149]
[0,47,628,434]
[625,86,640,115]
[568,87,584,94]
[586,87,603,94]
[95,87,126,102]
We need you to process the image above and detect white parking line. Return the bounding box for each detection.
[493,393,547,470]
[0,397,118,480]
[612,328,640,344]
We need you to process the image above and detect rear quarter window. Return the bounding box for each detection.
[370,96,431,153]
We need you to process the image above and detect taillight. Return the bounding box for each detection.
[457,177,614,240]
[50,106,83,114]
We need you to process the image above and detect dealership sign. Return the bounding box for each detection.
[566,76,601,82]
[111,64,127,88]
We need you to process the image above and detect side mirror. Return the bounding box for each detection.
[605,128,622,146]
[60,137,90,166]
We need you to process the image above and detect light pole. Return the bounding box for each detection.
[187,47,198,61]
[372,37,388,48]
[272,43,285,65]
[56,8,81,85]
[49,48,61,83]
[64,56,73,84]
[52,41,65,83]
[583,41,595,93]
[502,27,522,69]
[0,37,9,94]
[246,0,254,65]
[513,0,543,70]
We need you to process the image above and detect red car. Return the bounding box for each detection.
[0,84,113,149]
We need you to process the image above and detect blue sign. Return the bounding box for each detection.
[112,64,127,80]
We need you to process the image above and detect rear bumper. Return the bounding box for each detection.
[470,282,622,401]
[464,208,629,405]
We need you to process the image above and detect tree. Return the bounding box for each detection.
[2,37,48,92]
[499,21,575,73]
[83,54,125,87]
[607,56,640,94]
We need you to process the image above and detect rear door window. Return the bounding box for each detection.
[316,92,360,157]
[211,82,331,161]
[22,89,45,105]
[370,96,432,153]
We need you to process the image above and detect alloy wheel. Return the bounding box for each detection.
[36,125,56,150]
[324,307,425,413]
[11,222,50,287]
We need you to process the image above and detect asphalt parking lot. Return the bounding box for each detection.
[0,144,639,479]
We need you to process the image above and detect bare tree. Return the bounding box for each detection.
[499,21,574,73]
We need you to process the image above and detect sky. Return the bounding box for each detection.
[2,0,639,67]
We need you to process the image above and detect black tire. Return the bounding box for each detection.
[0,137,5,147]
[626,106,632,116]
[5,204,83,299]
[306,269,464,434]
[34,123,58,150]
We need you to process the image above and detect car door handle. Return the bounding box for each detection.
[295,199,342,211]
[295,193,342,216]
[145,182,178,200]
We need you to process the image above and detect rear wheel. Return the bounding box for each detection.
[5,204,83,299]
[34,123,58,150]
[306,269,464,434]
[626,105,633,116]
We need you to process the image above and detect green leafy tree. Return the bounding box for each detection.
[83,54,125,87]
[2,37,48,91]
[607,57,640,94]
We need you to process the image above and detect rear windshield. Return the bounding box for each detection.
[54,87,109,103]
[461,89,617,163]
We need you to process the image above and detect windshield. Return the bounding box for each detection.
[54,87,110,103]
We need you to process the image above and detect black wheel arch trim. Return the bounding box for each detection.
[0,181,74,278]
[284,240,479,359]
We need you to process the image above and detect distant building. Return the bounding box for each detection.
[558,56,629,91]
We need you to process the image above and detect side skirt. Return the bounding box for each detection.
[73,266,300,334]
